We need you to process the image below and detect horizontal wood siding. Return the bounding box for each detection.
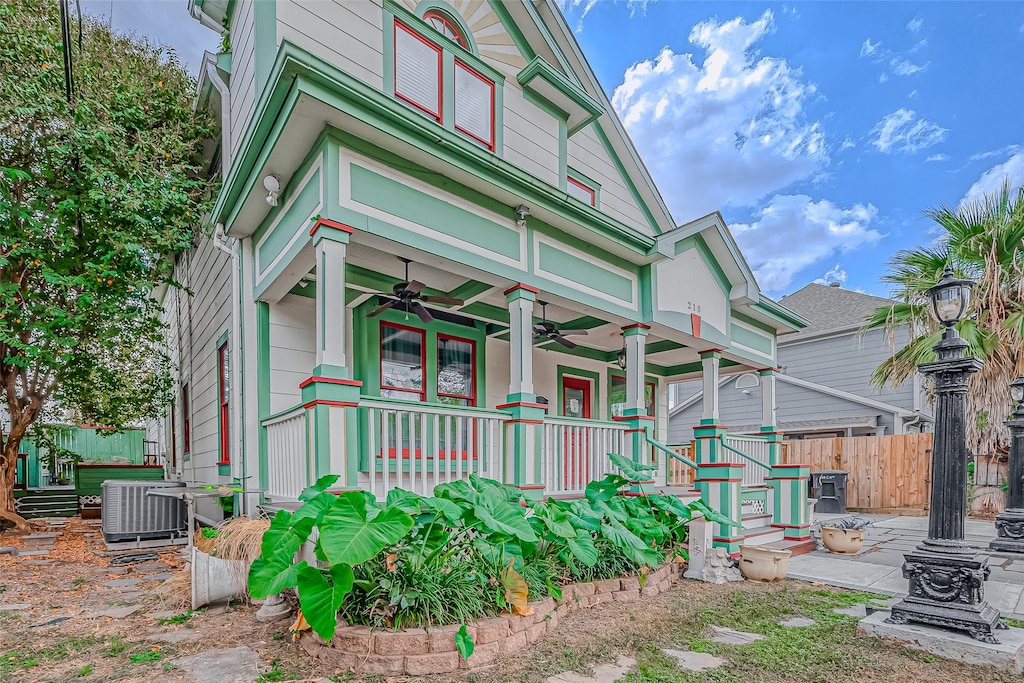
[503,84,559,187]
[269,294,316,414]
[229,0,257,165]
[277,0,384,89]
[567,124,651,233]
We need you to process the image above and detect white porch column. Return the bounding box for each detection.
[700,350,722,424]
[760,368,777,429]
[504,284,538,400]
[311,219,353,374]
[622,324,650,415]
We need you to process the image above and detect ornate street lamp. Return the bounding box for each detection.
[990,375,1024,553]
[616,337,628,371]
[887,265,1007,642]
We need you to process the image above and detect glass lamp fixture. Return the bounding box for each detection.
[616,340,627,371]
[926,265,974,327]
[1010,375,1024,406]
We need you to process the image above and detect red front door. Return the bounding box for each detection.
[562,377,592,488]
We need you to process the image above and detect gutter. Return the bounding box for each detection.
[204,56,232,176]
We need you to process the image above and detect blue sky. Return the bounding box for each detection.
[82,1,1024,298]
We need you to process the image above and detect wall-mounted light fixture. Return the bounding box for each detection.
[514,204,530,228]
[616,336,627,371]
[264,174,282,207]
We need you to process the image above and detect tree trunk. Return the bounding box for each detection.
[0,441,32,533]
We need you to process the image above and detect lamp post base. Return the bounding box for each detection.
[886,549,1006,643]
[990,509,1024,553]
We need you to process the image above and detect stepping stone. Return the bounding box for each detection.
[707,626,766,645]
[547,656,636,683]
[145,610,184,620]
[15,549,51,557]
[145,572,173,581]
[833,604,868,617]
[22,559,56,566]
[97,567,129,575]
[0,603,33,611]
[170,646,259,683]
[661,649,727,672]
[149,629,203,644]
[778,617,816,628]
[111,591,144,602]
[84,605,143,619]
[106,578,141,588]
[0,547,16,555]
[136,562,169,571]
[869,597,900,608]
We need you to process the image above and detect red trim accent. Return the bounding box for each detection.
[437,333,476,406]
[781,535,812,541]
[612,415,655,422]
[496,401,547,410]
[621,323,651,331]
[765,477,809,482]
[699,348,724,355]
[502,283,540,296]
[697,462,740,468]
[422,10,467,48]
[624,428,647,434]
[712,536,744,543]
[380,321,427,402]
[758,431,785,435]
[771,523,811,529]
[303,400,359,409]
[453,60,495,151]
[76,464,165,470]
[758,367,781,373]
[299,376,363,389]
[516,485,546,490]
[690,313,702,338]
[694,425,728,431]
[566,176,596,206]
[773,463,812,468]
[394,21,443,122]
[309,217,355,237]
[218,341,230,466]
[699,478,742,483]
[181,383,191,455]
[561,375,592,419]
[505,418,543,425]
[376,449,478,461]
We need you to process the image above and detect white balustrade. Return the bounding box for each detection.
[361,399,506,500]
[541,418,630,496]
[666,443,697,487]
[263,408,309,500]
[724,435,771,487]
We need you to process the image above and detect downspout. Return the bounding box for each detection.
[204,56,232,177]
[191,3,224,34]
[212,223,244,513]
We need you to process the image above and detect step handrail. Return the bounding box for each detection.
[647,437,698,470]
[719,435,771,471]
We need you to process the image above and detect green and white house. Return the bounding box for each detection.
[159,0,812,555]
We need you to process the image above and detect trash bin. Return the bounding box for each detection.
[811,470,848,514]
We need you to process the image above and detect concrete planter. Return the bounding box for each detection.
[191,547,249,609]
[739,545,791,582]
[821,526,865,555]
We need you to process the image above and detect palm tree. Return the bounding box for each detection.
[865,180,1024,455]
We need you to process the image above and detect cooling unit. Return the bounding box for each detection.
[101,479,187,542]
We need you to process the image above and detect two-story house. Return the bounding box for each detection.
[155,0,810,553]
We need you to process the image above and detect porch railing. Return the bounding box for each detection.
[263,407,309,500]
[360,398,506,499]
[666,441,697,487]
[541,417,630,496]
[722,434,772,487]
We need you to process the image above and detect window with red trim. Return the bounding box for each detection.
[394,21,442,122]
[423,10,466,48]
[218,342,231,465]
[454,61,495,150]
[567,176,596,206]
[170,402,177,468]
[380,323,426,401]
[437,335,475,406]
[182,384,191,455]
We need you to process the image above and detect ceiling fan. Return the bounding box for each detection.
[533,301,589,349]
[367,257,465,324]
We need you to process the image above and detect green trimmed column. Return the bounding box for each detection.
[766,464,811,540]
[302,218,360,491]
[759,368,784,465]
[499,284,545,499]
[694,350,727,464]
[619,324,654,492]
[696,462,745,555]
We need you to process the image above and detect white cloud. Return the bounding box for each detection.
[556,0,653,31]
[908,89,919,99]
[860,38,880,57]
[730,195,883,293]
[906,16,923,34]
[970,144,1021,162]
[879,72,890,83]
[869,109,948,153]
[611,10,827,220]
[926,153,949,162]
[814,264,849,285]
[840,137,856,150]
[890,57,927,76]
[961,150,1024,204]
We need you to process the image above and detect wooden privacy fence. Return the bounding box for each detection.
[970,456,1007,516]
[784,433,933,511]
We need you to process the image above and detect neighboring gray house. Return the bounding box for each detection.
[668,282,933,443]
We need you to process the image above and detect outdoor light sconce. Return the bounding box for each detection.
[926,264,973,327]
[1011,375,1024,416]
[264,174,282,207]
[514,204,530,228]
[616,337,627,371]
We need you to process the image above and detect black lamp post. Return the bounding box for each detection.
[990,375,1024,552]
[887,265,1006,643]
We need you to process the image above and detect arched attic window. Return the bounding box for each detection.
[423,10,467,49]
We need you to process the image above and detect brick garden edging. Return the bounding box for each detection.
[298,562,682,675]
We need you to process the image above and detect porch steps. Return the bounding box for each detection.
[763,536,818,558]
[741,512,771,531]
[14,490,79,519]
[742,524,785,546]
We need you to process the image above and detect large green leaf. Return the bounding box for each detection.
[289,491,337,528]
[608,452,656,481]
[648,494,693,522]
[423,496,464,523]
[565,529,599,567]
[689,499,742,529]
[454,624,475,660]
[299,474,341,502]
[473,500,538,543]
[564,499,602,531]
[247,511,315,599]
[536,504,576,539]
[386,488,425,515]
[318,492,415,566]
[585,475,627,503]
[295,562,354,642]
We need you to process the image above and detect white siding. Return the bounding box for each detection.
[229,0,257,166]
[269,294,316,414]
[502,83,559,187]
[276,0,384,89]
[567,124,651,233]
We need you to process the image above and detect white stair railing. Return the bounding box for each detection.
[541,417,630,496]
[263,408,309,500]
[360,399,506,500]
[722,434,772,487]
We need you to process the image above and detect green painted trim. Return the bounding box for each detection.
[590,122,662,236]
[214,329,231,466]
[644,340,684,355]
[518,0,578,83]
[730,321,773,355]
[413,0,480,55]
[458,301,511,325]
[288,282,316,298]
[555,365,601,419]
[753,296,810,331]
[522,86,568,121]
[218,464,232,476]
[517,56,602,133]
[387,3,505,83]
[447,279,493,302]
[672,234,732,296]
[486,0,535,63]
[732,310,777,335]
[217,51,232,74]
[535,241,633,303]
[556,314,607,332]
[256,302,270,490]
[253,0,276,95]
[607,370,658,419]
[567,166,601,208]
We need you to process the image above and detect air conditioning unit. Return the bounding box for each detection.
[101,480,187,542]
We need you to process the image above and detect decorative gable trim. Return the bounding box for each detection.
[517,56,602,135]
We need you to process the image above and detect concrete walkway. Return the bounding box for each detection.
[786,513,1024,620]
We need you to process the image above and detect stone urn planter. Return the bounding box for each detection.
[739,545,791,582]
[191,547,249,610]
[820,526,865,555]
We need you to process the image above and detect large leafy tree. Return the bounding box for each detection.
[0,0,214,530]
[865,181,1024,456]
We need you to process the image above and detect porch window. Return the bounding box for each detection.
[394,21,442,121]
[217,342,230,465]
[181,383,190,455]
[609,374,655,418]
[381,323,426,401]
[437,335,475,406]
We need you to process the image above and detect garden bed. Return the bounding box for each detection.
[300,563,681,674]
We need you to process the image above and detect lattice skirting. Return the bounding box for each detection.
[742,499,766,515]
[80,495,102,507]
